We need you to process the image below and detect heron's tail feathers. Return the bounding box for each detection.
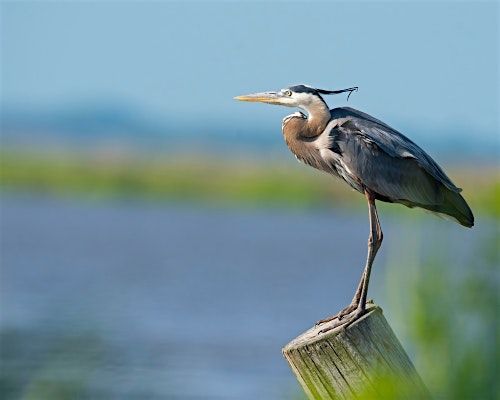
[441,190,474,228]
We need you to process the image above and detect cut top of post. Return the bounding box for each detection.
[282,304,431,400]
[283,303,380,352]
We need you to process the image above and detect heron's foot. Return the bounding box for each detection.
[337,303,359,320]
[315,302,358,326]
[317,305,367,334]
[315,314,336,326]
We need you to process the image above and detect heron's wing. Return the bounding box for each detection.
[329,107,461,193]
[324,122,474,226]
[322,125,444,207]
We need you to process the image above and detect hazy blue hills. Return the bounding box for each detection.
[1,103,498,161]
[1,103,280,154]
[2,104,169,141]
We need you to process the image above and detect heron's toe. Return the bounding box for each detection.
[317,305,368,335]
[337,303,358,320]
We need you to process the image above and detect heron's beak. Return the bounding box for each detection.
[234,91,282,105]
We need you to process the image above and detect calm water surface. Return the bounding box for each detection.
[0,195,488,399]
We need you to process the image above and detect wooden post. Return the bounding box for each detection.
[283,304,431,400]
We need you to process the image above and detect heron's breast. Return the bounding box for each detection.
[283,134,331,174]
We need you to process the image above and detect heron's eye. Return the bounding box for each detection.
[284,90,292,97]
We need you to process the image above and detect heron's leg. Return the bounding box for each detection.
[318,192,383,332]
[355,192,383,315]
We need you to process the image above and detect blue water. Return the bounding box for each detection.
[0,195,489,399]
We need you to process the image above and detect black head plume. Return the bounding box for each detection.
[316,86,358,101]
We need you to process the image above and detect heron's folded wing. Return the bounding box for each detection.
[322,126,444,206]
[329,107,461,193]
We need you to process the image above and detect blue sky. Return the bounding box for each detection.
[2,1,499,145]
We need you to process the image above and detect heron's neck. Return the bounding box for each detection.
[301,100,331,137]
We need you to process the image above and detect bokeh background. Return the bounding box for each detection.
[1,1,498,399]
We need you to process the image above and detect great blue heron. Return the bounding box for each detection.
[235,84,474,331]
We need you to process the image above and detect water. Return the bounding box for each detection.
[0,195,488,399]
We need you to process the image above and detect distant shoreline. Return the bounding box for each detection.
[1,149,498,218]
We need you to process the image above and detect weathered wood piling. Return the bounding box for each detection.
[283,304,430,399]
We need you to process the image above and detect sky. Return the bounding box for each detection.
[1,1,499,146]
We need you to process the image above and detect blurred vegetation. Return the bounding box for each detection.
[358,226,499,400]
[290,224,499,400]
[1,150,498,217]
[407,236,498,399]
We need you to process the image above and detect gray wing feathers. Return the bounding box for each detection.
[323,108,474,227]
[330,107,461,193]
[333,129,444,207]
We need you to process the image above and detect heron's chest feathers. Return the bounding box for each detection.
[282,115,335,172]
[282,112,306,131]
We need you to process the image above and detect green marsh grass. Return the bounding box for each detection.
[1,150,498,218]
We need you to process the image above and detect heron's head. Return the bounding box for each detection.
[234,84,357,110]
